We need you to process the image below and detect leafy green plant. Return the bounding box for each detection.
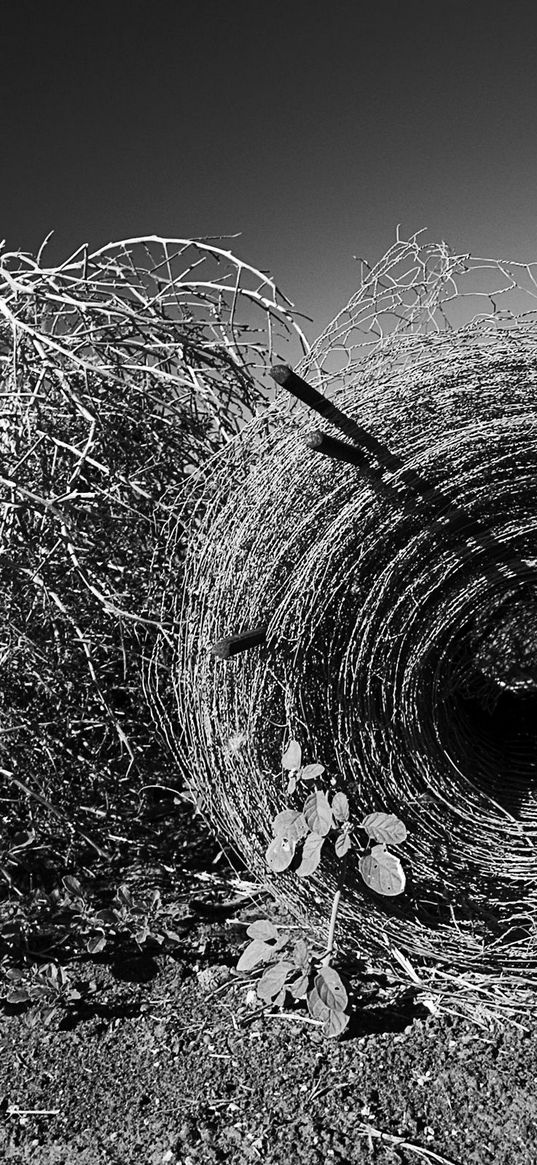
[237,740,408,1038]
[2,961,82,1026]
[60,877,185,954]
[0,876,191,1026]
[267,740,407,895]
[0,874,189,994]
[237,920,350,1037]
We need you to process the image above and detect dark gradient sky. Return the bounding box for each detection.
[2,0,537,340]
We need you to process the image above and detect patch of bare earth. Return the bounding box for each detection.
[2,810,537,1165]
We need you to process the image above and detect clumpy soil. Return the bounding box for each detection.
[2,805,537,1165]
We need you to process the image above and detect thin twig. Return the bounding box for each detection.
[356,1123,460,1165]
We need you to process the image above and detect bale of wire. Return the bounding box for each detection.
[158,230,537,1023]
[0,234,308,891]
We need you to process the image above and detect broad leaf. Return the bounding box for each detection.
[266,833,296,872]
[282,740,301,770]
[272,809,300,835]
[315,966,348,1012]
[6,987,30,1004]
[256,961,294,1003]
[162,928,187,945]
[360,844,406,896]
[286,774,297,796]
[273,932,291,952]
[360,812,407,846]
[271,810,308,840]
[95,909,118,925]
[331,792,349,823]
[287,972,310,1000]
[300,763,325,781]
[237,938,273,971]
[296,832,325,878]
[335,832,351,858]
[115,884,133,908]
[32,985,53,999]
[63,875,83,896]
[307,985,330,1022]
[246,919,278,942]
[291,938,310,969]
[323,1009,349,1038]
[303,790,333,837]
[86,934,106,954]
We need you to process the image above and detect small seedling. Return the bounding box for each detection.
[237,740,408,1038]
[237,921,349,1038]
[281,738,325,796]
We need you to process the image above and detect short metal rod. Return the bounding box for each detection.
[210,624,267,660]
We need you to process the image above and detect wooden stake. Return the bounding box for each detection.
[271,364,332,415]
[210,625,267,660]
[304,429,369,469]
[271,370,537,611]
[304,427,402,506]
[270,364,382,457]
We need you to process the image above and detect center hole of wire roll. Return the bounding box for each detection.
[454,687,537,813]
[427,594,537,819]
[447,629,537,817]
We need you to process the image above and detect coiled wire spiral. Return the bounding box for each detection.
[152,232,537,1021]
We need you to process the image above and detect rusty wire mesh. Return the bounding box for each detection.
[153,229,537,1023]
[0,234,307,877]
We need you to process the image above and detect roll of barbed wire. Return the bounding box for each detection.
[151,230,537,1021]
[0,234,306,878]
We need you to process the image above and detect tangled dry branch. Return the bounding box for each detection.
[0,234,307,870]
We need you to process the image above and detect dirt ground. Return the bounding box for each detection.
[3,804,537,1165]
